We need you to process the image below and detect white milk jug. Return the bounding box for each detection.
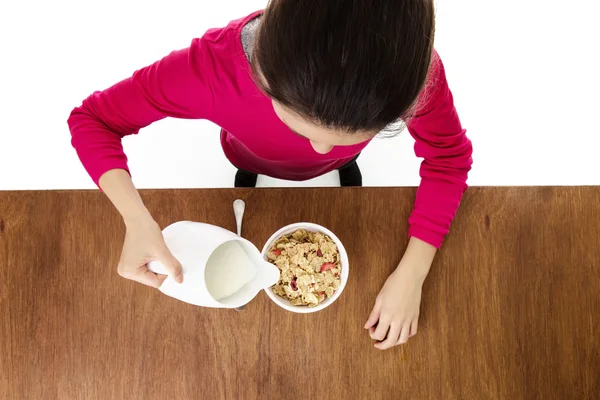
[147,221,280,308]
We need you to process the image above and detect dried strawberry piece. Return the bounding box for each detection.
[272,249,282,256]
[290,277,298,291]
[317,249,323,257]
[334,273,339,277]
[320,262,335,272]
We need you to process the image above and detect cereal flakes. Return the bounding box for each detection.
[268,229,341,307]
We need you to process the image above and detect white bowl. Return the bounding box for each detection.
[261,222,349,313]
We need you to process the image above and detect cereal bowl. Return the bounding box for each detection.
[261,223,349,313]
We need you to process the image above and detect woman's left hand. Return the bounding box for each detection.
[364,262,425,350]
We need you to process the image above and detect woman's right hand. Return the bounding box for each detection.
[117,218,184,288]
[96,169,183,288]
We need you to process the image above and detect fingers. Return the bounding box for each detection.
[364,299,382,329]
[136,269,168,288]
[397,324,411,345]
[371,316,420,350]
[119,265,165,288]
[118,251,182,287]
[370,317,390,341]
[409,318,418,337]
[157,249,184,283]
[374,322,401,350]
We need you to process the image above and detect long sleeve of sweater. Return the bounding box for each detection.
[67,39,214,185]
[406,51,473,248]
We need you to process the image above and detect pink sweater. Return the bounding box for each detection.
[68,10,472,248]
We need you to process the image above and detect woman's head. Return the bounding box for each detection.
[251,0,436,153]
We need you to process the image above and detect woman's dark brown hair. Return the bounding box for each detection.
[251,0,436,134]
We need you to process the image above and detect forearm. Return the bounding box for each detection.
[398,237,437,282]
[99,169,154,226]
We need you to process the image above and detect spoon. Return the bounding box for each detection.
[233,199,245,237]
[233,199,246,311]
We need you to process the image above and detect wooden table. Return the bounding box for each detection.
[0,187,598,399]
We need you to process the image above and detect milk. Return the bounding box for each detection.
[204,241,258,301]
[147,221,280,308]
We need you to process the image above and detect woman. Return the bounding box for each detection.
[68,1,472,350]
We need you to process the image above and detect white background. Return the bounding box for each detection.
[0,0,598,190]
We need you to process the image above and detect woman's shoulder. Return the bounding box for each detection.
[189,10,263,84]
[200,10,264,45]
[408,49,457,120]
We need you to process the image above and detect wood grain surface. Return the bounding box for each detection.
[0,187,598,399]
